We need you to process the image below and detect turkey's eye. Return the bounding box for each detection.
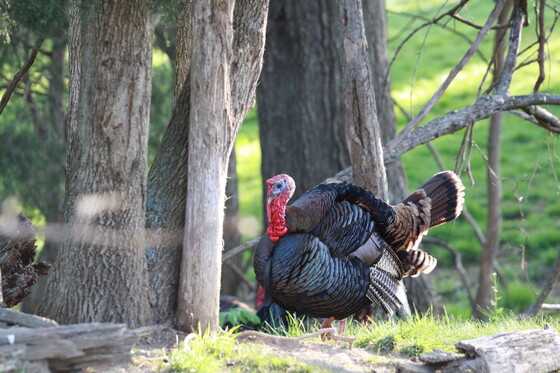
[273,181,284,191]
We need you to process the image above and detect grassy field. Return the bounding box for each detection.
[234,1,560,316]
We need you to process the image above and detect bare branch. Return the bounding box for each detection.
[495,5,525,95]
[534,0,546,93]
[384,0,471,97]
[387,10,489,63]
[450,13,510,30]
[394,0,507,139]
[222,236,261,262]
[522,105,560,132]
[223,260,257,291]
[507,109,541,124]
[0,37,44,116]
[384,93,560,163]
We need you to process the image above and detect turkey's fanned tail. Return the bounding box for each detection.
[403,171,465,229]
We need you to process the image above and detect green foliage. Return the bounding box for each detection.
[149,49,174,166]
[485,272,505,320]
[154,0,182,24]
[501,282,537,314]
[0,0,68,37]
[219,307,261,329]
[165,329,320,372]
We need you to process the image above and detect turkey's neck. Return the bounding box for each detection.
[266,198,289,242]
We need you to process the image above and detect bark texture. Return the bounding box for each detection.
[0,323,137,372]
[257,0,350,199]
[399,329,560,372]
[38,0,154,327]
[145,73,191,325]
[363,0,407,204]
[339,0,387,199]
[177,0,269,332]
[177,0,234,332]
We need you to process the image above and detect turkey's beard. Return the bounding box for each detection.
[266,194,290,242]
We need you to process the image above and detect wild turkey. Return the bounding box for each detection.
[254,171,465,321]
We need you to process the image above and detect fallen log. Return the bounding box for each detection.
[0,308,58,328]
[0,323,138,372]
[453,329,560,372]
[0,213,51,307]
[397,329,560,373]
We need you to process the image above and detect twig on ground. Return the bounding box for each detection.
[235,328,355,349]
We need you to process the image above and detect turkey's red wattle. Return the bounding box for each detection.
[266,198,288,241]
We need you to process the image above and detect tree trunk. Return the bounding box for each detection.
[362,0,407,204]
[38,0,154,327]
[146,0,269,326]
[339,0,387,199]
[362,0,441,315]
[145,40,192,326]
[473,0,511,320]
[221,150,242,296]
[176,0,269,332]
[257,0,350,198]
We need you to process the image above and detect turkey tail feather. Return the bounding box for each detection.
[404,171,465,229]
[367,247,405,315]
[367,268,403,315]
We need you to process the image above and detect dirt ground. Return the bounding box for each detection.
[96,326,412,373]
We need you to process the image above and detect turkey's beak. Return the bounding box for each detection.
[267,191,277,205]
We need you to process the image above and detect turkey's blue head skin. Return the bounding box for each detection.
[265,174,295,241]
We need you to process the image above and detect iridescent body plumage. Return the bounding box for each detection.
[254,171,465,320]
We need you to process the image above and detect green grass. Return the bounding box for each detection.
[163,328,322,372]
[160,314,560,372]
[350,312,559,357]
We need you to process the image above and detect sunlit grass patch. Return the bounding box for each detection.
[350,312,559,357]
[164,328,321,372]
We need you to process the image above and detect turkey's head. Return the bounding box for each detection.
[265,174,295,241]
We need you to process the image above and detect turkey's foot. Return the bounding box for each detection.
[320,318,347,341]
[320,317,335,340]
